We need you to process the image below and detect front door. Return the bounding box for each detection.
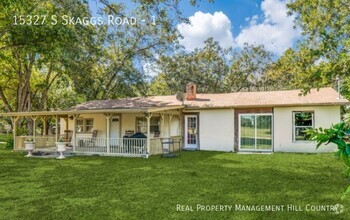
[239,114,273,152]
[184,115,198,149]
[110,116,120,139]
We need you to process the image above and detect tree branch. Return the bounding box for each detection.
[0,86,13,112]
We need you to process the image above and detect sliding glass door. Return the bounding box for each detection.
[239,114,273,151]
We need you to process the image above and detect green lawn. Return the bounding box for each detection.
[0,150,350,219]
[240,127,272,150]
[0,134,11,149]
[240,127,271,138]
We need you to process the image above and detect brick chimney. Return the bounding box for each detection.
[186,82,196,101]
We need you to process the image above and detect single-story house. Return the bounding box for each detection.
[1,83,348,157]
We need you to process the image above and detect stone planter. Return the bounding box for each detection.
[24,141,35,157]
[56,142,66,159]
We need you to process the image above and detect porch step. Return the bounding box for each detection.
[237,151,273,155]
[183,148,198,151]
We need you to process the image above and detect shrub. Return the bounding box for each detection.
[5,137,13,150]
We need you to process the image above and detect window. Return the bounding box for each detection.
[136,117,160,134]
[76,118,94,133]
[85,119,94,132]
[239,114,273,151]
[293,111,314,142]
[76,119,84,132]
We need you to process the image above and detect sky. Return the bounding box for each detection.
[88,0,301,56]
[176,0,301,55]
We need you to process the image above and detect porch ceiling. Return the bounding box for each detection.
[0,105,184,117]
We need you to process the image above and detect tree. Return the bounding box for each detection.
[0,0,101,113]
[268,48,332,92]
[285,0,350,94]
[224,43,273,92]
[154,38,230,93]
[152,39,273,94]
[86,0,213,99]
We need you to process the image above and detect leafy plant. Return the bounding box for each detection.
[307,122,350,198]
[5,137,13,150]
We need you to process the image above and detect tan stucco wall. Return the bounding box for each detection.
[60,114,107,138]
[274,106,340,153]
[60,113,181,139]
[196,109,235,152]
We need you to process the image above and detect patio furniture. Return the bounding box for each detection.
[63,130,73,147]
[160,137,182,158]
[84,130,98,147]
[154,131,160,138]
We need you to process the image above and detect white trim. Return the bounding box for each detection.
[184,115,198,149]
[292,111,314,143]
[238,113,273,152]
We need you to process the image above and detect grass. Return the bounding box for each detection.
[1,150,350,219]
[240,127,271,138]
[240,127,272,150]
[0,134,11,149]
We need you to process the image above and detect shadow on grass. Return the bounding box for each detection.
[0,150,349,219]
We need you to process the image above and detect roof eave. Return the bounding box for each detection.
[0,106,185,117]
[184,102,349,110]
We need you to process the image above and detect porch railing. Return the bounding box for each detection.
[35,136,56,149]
[75,137,147,156]
[15,136,182,157]
[14,135,57,150]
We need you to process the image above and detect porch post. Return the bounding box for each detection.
[146,113,152,158]
[105,113,111,154]
[55,115,59,142]
[12,116,19,150]
[31,116,38,142]
[160,113,164,138]
[168,114,173,137]
[179,112,184,148]
[72,114,78,152]
[66,116,69,131]
[42,116,47,136]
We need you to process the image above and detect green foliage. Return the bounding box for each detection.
[0,0,101,113]
[154,39,273,94]
[308,122,350,198]
[2,136,13,150]
[308,123,350,162]
[16,126,28,136]
[147,73,172,96]
[0,0,214,110]
[225,43,273,92]
[282,0,350,94]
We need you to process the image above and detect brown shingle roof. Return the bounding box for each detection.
[185,87,348,108]
[71,87,348,110]
[71,95,181,110]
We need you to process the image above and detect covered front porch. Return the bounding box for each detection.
[3,105,184,158]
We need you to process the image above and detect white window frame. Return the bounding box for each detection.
[76,118,94,133]
[136,117,160,134]
[238,113,273,152]
[292,111,314,142]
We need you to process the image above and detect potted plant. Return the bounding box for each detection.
[56,138,66,159]
[24,138,35,157]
